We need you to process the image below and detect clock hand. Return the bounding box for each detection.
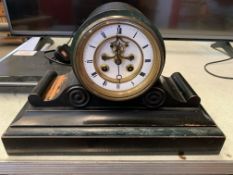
[102,54,115,61]
[116,63,122,88]
[120,54,134,61]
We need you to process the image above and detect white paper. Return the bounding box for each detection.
[13,50,37,56]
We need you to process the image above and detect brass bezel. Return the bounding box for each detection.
[73,16,163,101]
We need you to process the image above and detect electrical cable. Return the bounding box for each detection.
[66,36,73,45]
[204,47,233,80]
[66,26,80,46]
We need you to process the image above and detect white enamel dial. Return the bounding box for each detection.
[82,23,154,91]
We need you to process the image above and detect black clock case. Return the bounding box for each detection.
[2,71,225,155]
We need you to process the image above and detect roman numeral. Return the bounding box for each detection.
[89,45,96,49]
[103,80,107,86]
[91,72,98,78]
[133,32,138,38]
[142,44,149,49]
[116,83,120,89]
[101,32,107,38]
[145,59,151,63]
[140,72,146,77]
[86,60,93,63]
[117,25,122,34]
[131,81,135,86]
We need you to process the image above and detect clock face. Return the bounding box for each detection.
[73,18,163,101]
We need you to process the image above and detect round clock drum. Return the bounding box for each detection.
[71,2,166,101]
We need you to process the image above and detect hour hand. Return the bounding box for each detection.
[102,53,115,61]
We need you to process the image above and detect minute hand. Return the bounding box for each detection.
[119,54,134,61]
